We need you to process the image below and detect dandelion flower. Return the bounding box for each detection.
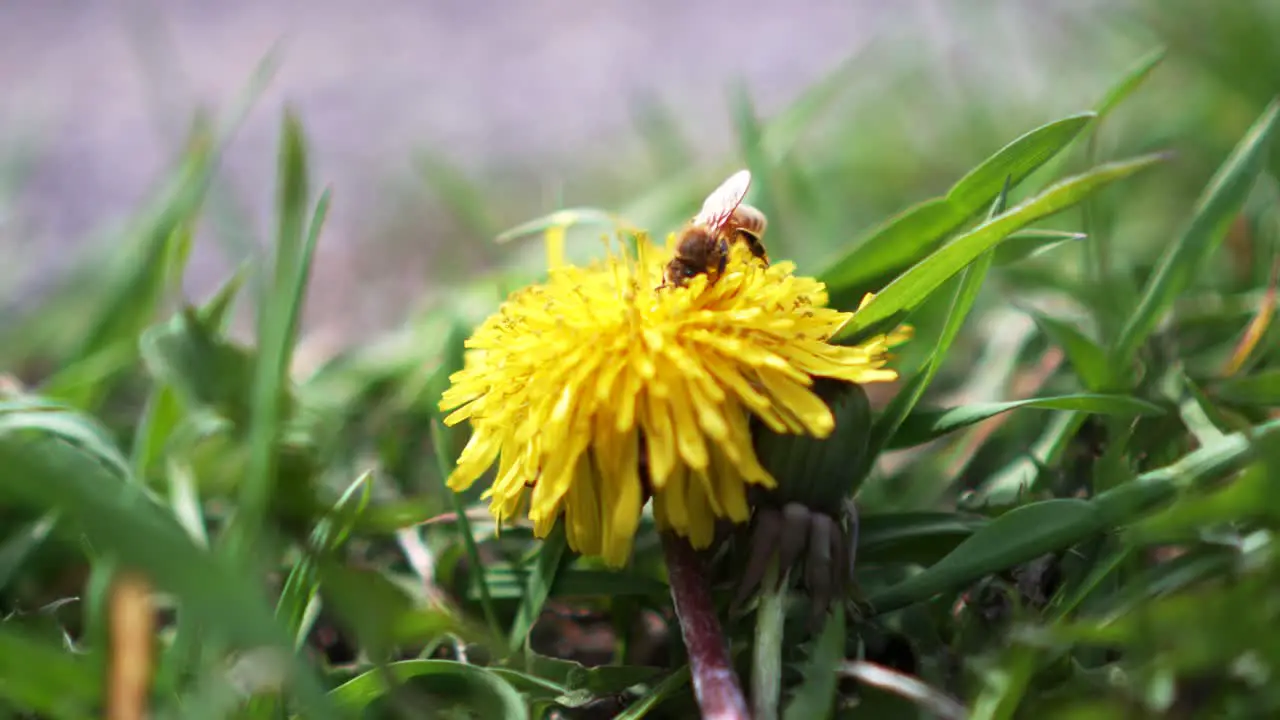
[439,236,909,567]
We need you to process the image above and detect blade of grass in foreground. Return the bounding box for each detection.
[835,152,1167,342]
[0,433,336,716]
[430,422,502,644]
[1111,99,1280,366]
[852,182,1009,488]
[866,417,1280,614]
[887,394,1165,450]
[820,112,1095,305]
[329,660,528,719]
[234,110,329,559]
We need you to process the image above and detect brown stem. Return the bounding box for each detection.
[662,531,750,720]
[107,570,155,720]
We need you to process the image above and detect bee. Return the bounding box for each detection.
[661,169,769,288]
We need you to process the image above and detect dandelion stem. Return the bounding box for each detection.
[661,531,749,720]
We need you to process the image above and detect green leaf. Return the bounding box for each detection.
[521,654,663,696]
[820,113,1095,301]
[130,383,184,482]
[0,399,131,479]
[870,417,1280,614]
[858,512,987,566]
[430,421,503,644]
[616,666,691,720]
[888,394,1165,449]
[1094,47,1167,119]
[69,125,212,369]
[868,499,1101,615]
[858,253,994,483]
[1028,313,1114,390]
[947,113,1096,210]
[317,561,475,658]
[0,624,102,719]
[855,181,1010,485]
[0,512,56,592]
[139,307,262,427]
[276,471,372,648]
[1112,99,1280,365]
[507,523,569,654]
[0,432,336,716]
[836,153,1167,341]
[235,110,327,557]
[1213,368,1280,406]
[328,660,529,719]
[969,644,1038,720]
[782,606,846,720]
[992,230,1087,266]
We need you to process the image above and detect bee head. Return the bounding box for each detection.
[661,228,720,287]
[678,228,719,267]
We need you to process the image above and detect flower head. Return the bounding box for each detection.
[440,234,908,567]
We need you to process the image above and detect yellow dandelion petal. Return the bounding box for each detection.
[708,446,750,522]
[564,453,602,557]
[755,368,837,436]
[643,391,678,488]
[600,429,644,565]
[438,235,906,567]
[447,429,501,491]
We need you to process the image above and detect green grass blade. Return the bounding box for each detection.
[0,624,102,719]
[0,401,131,479]
[868,417,1280,614]
[0,512,56,592]
[1028,312,1115,390]
[235,111,325,557]
[888,394,1165,450]
[430,421,503,642]
[328,659,529,719]
[616,666,692,720]
[858,512,987,566]
[1094,47,1167,119]
[947,112,1096,210]
[835,153,1167,341]
[820,113,1096,301]
[992,230,1087,266]
[0,432,336,716]
[507,523,569,655]
[853,182,1011,484]
[69,129,211,366]
[1112,99,1280,365]
[1214,368,1280,406]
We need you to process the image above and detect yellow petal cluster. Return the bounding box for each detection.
[440,237,908,566]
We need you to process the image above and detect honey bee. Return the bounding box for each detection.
[661,169,769,288]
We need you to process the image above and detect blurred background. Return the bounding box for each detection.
[1,3,1279,716]
[4,0,1231,349]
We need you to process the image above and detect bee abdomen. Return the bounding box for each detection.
[731,204,768,238]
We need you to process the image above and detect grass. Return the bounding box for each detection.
[3,3,1280,718]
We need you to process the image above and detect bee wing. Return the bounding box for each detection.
[692,169,751,232]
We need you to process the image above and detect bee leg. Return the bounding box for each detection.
[716,239,728,276]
